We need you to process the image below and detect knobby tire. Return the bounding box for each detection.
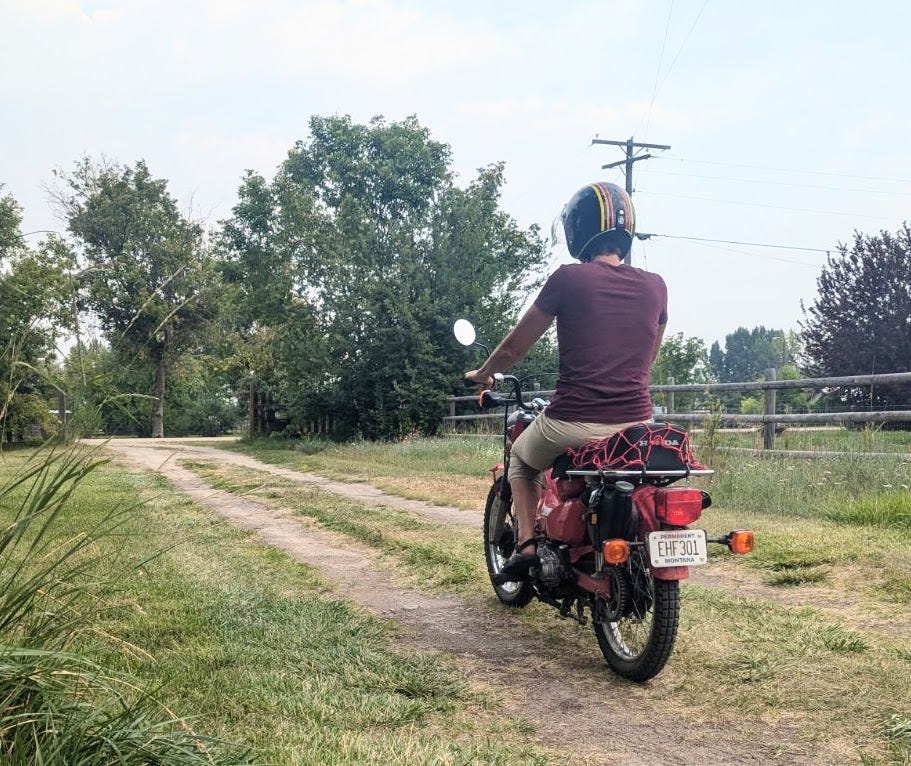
[593,564,680,682]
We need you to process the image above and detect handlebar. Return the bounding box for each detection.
[477,374,549,413]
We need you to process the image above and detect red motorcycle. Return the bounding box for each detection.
[455,320,754,682]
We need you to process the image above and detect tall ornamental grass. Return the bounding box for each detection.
[0,445,250,765]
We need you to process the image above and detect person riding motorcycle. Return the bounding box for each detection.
[464,182,667,574]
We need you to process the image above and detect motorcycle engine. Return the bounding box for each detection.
[533,542,571,589]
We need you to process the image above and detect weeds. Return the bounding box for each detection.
[818,625,868,653]
[765,565,831,586]
[883,714,911,765]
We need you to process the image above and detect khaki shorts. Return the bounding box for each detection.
[508,412,647,485]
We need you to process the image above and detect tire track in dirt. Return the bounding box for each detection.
[101,439,826,766]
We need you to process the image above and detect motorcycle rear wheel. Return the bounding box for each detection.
[483,481,534,608]
[593,553,680,682]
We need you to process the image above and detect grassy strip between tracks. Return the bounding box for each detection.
[225,435,911,527]
[183,456,911,766]
[0,447,552,766]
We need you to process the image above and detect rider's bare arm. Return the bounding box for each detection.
[651,321,667,366]
[467,305,554,383]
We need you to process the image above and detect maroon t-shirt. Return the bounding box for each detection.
[534,261,667,424]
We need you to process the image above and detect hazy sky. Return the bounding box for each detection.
[3,0,910,348]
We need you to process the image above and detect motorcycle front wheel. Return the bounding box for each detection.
[593,552,680,682]
[483,480,534,608]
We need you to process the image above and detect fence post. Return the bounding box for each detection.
[449,398,456,418]
[666,376,675,415]
[763,368,777,450]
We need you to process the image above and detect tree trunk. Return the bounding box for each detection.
[151,355,166,438]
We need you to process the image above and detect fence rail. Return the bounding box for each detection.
[443,369,911,452]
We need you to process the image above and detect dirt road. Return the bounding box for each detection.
[91,438,833,766]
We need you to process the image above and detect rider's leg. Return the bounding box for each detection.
[506,414,645,566]
[509,476,541,554]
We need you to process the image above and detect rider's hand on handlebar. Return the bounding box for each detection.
[463,369,494,388]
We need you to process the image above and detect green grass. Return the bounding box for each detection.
[672,586,910,763]
[697,453,911,525]
[706,426,911,454]
[183,459,486,594]
[0,449,552,765]
[221,436,497,509]
[227,437,911,603]
[229,435,911,532]
[0,445,250,765]
[180,455,911,764]
[226,436,498,480]
[764,563,831,586]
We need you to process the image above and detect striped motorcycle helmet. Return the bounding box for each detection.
[558,182,636,262]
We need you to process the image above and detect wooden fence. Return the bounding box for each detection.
[444,370,911,453]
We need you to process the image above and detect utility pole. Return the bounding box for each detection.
[591,136,670,264]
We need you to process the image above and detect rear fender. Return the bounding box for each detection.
[632,484,689,581]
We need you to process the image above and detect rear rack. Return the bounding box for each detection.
[565,469,715,478]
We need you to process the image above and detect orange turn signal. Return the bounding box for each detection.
[603,539,631,565]
[728,530,755,555]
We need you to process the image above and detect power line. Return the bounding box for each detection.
[636,234,829,269]
[654,0,710,95]
[637,232,830,254]
[644,168,911,196]
[656,154,911,184]
[669,239,821,268]
[639,189,896,221]
[643,0,674,139]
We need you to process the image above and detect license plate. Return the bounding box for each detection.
[647,529,707,567]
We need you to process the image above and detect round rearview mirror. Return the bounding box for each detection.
[453,319,476,347]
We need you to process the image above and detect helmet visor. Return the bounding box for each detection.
[550,206,569,249]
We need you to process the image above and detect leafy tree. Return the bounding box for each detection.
[739,395,762,415]
[711,326,795,383]
[652,333,709,412]
[0,188,72,442]
[776,362,811,413]
[62,341,152,436]
[801,225,911,410]
[56,159,218,437]
[708,326,800,412]
[220,115,548,439]
[708,341,724,381]
[163,354,241,437]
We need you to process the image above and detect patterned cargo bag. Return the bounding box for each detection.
[570,422,706,473]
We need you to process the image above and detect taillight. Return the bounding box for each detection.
[655,487,704,526]
[602,539,630,564]
[728,530,755,555]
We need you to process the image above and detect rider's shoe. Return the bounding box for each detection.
[500,541,537,575]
